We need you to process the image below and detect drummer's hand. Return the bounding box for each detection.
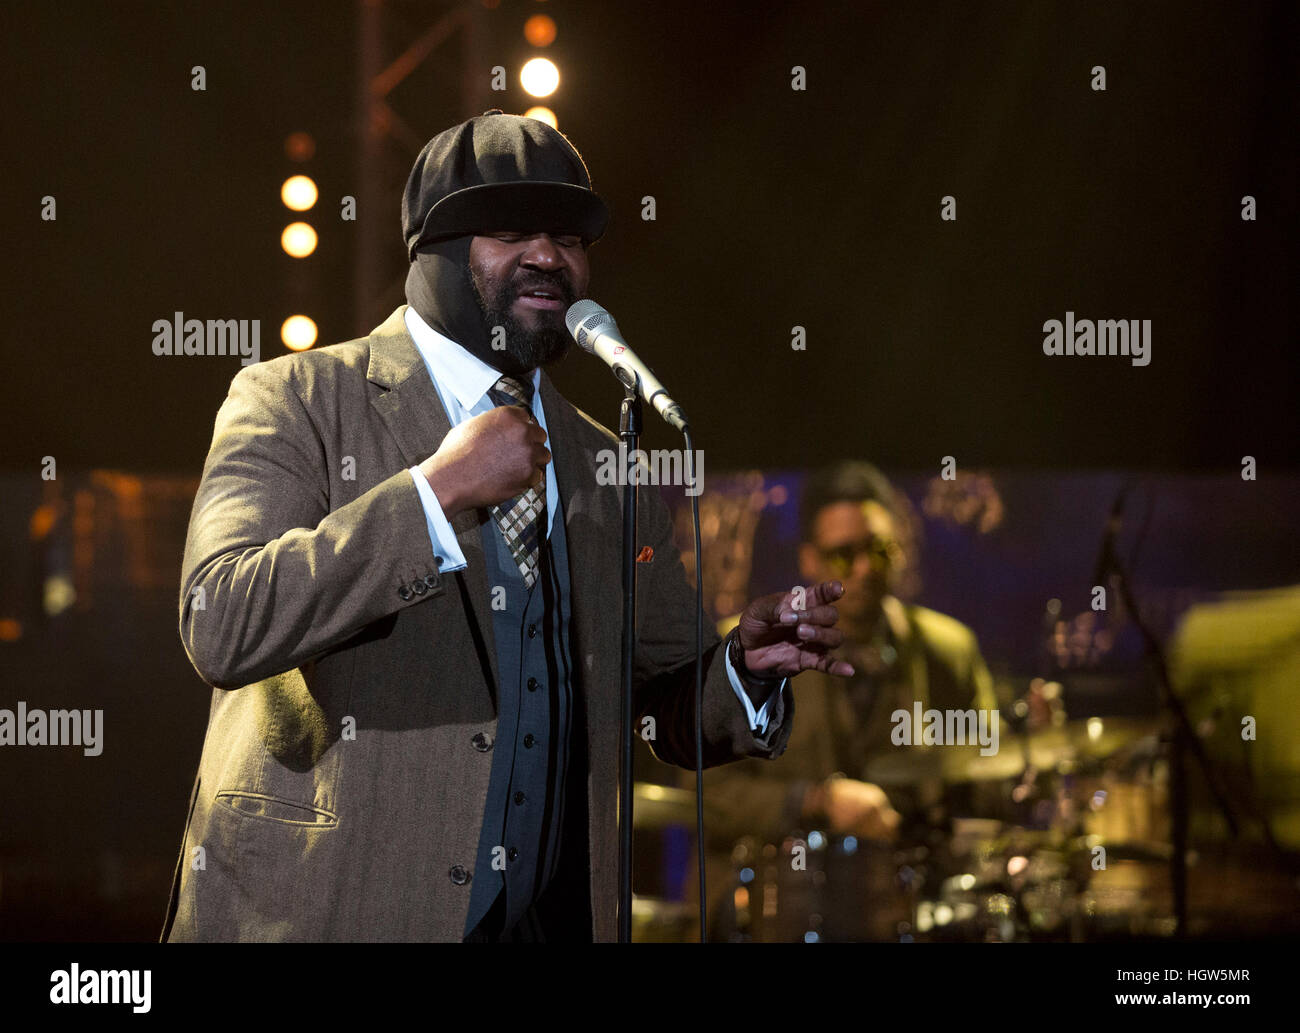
[735,580,854,680]
[806,777,901,842]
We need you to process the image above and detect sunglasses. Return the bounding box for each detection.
[816,538,896,576]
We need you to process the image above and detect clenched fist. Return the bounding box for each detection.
[420,406,550,519]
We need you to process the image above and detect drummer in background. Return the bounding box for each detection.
[704,461,1000,860]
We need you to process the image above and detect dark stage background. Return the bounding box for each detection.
[0,1,1296,940]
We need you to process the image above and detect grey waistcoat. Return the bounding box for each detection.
[464,493,576,936]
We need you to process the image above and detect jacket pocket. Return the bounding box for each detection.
[215,790,339,828]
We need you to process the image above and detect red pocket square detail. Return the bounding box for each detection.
[636,546,654,563]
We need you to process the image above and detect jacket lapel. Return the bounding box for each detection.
[537,371,610,667]
[366,305,501,694]
[366,306,450,468]
[537,372,591,541]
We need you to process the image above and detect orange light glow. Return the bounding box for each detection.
[524,15,556,46]
[284,131,316,162]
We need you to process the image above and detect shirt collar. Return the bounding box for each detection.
[403,305,540,412]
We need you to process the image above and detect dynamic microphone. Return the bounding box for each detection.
[565,300,689,432]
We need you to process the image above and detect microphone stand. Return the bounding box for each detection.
[1095,518,1238,938]
[617,375,643,943]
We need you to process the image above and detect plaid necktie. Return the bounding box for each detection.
[487,374,545,589]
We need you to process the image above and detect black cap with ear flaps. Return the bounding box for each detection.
[401,109,610,259]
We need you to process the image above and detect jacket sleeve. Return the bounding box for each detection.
[178,361,440,689]
[629,482,794,770]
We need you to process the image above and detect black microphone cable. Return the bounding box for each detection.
[684,428,707,943]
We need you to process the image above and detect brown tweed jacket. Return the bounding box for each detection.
[162,306,793,942]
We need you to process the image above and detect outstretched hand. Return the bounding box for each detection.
[735,580,855,680]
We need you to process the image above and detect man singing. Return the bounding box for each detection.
[162,111,852,942]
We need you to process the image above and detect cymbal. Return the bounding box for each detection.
[863,716,1161,785]
[863,748,947,786]
[1014,716,1160,767]
[943,746,1026,783]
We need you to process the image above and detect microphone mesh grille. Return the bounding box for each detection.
[565,300,615,353]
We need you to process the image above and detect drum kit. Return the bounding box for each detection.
[632,706,1184,942]
[717,711,1178,942]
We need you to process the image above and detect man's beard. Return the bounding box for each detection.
[468,264,576,374]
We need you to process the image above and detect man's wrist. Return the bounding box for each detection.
[727,629,784,706]
[421,458,464,520]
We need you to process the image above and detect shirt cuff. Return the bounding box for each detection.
[725,644,786,736]
[408,466,468,573]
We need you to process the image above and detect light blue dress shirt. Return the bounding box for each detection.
[401,306,782,734]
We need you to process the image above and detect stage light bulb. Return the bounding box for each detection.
[281,175,318,211]
[281,222,318,258]
[524,105,557,128]
[520,58,559,97]
[281,315,318,351]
